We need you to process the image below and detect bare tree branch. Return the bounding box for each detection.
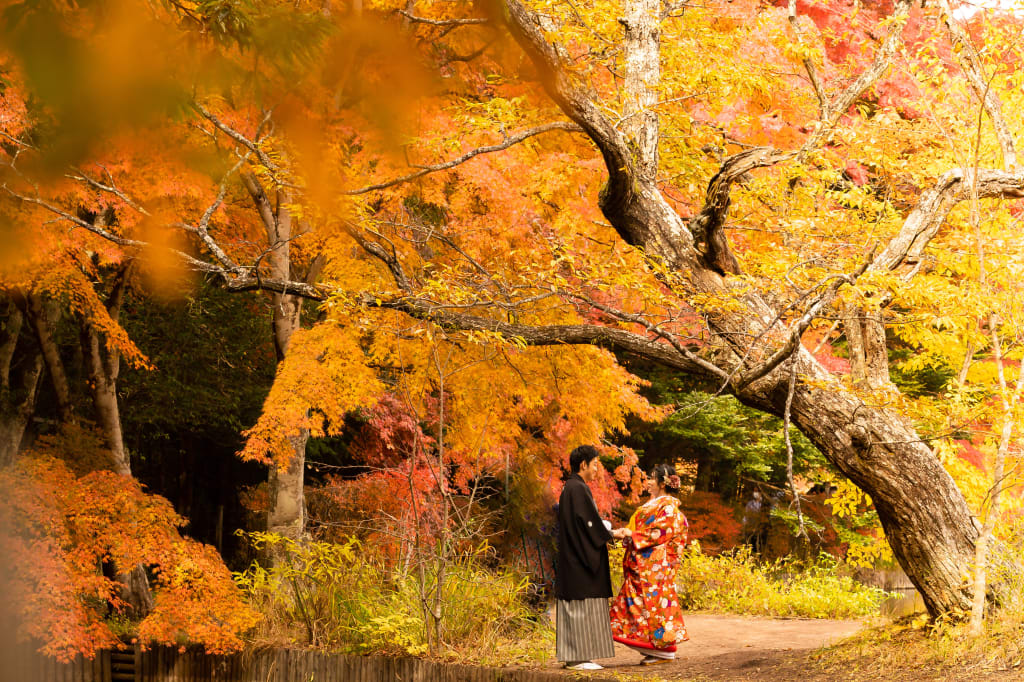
[372,296,722,378]
[398,10,488,26]
[937,0,1017,171]
[215,273,327,299]
[343,122,583,195]
[738,250,876,387]
[812,0,911,142]
[191,102,295,187]
[343,223,415,293]
[3,185,143,248]
[788,0,827,115]
[565,291,730,380]
[688,146,788,275]
[875,168,1024,272]
[69,167,152,217]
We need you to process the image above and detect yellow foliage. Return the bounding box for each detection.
[240,324,383,467]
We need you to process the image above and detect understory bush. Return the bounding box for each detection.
[674,543,892,618]
[233,532,552,663]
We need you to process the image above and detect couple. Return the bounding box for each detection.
[555,445,689,671]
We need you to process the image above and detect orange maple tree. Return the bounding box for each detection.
[0,433,259,661]
[1,0,1023,634]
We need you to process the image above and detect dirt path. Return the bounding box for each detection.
[539,613,864,680]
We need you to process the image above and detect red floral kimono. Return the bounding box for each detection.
[610,495,689,655]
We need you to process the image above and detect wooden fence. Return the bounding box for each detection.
[1,645,571,682]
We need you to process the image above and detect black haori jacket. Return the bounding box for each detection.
[555,473,614,601]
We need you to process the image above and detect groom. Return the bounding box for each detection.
[555,445,630,671]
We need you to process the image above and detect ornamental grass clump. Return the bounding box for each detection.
[674,543,892,619]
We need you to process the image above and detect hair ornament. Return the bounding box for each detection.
[668,474,681,490]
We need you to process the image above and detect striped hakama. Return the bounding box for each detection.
[555,597,615,662]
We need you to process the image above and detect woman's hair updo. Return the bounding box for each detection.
[650,463,682,493]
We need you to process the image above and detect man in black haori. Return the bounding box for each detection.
[555,445,630,671]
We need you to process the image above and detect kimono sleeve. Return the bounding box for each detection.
[630,500,687,551]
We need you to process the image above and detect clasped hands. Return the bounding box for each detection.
[610,527,632,540]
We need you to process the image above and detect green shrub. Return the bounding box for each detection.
[233,532,552,662]
[675,542,892,618]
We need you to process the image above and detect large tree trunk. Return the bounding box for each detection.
[740,348,975,615]
[266,431,308,539]
[0,403,33,466]
[82,355,130,475]
[25,293,74,422]
[265,277,308,541]
[500,0,978,617]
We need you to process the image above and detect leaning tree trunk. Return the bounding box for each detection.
[80,266,133,476]
[741,348,975,615]
[82,268,155,617]
[500,0,979,617]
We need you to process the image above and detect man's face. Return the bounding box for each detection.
[579,457,600,483]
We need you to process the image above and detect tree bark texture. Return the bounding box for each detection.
[744,350,975,615]
[842,305,891,390]
[265,288,308,540]
[266,431,308,540]
[80,268,132,476]
[622,0,660,183]
[25,293,73,422]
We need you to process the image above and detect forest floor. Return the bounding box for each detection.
[533,613,1022,681]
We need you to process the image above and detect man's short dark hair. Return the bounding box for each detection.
[570,445,600,473]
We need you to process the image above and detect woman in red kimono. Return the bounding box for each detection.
[610,463,689,665]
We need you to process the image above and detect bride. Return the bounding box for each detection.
[609,463,689,665]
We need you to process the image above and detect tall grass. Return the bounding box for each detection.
[672,543,892,619]
[233,532,552,664]
[238,533,892,667]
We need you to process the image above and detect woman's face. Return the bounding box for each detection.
[644,473,657,495]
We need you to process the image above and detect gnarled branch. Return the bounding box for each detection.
[398,10,488,27]
[690,0,912,276]
[875,168,1024,272]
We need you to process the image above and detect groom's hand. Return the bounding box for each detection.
[611,527,632,540]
